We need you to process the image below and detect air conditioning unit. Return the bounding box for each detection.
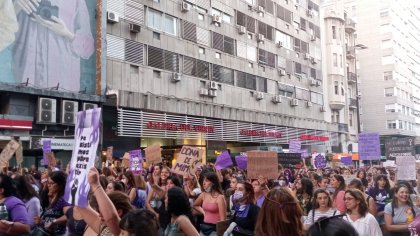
[320,106,326,112]
[257,6,264,13]
[61,100,79,125]
[212,14,222,24]
[181,1,190,12]
[208,90,218,97]
[276,41,283,48]
[310,79,317,86]
[304,53,309,60]
[37,98,57,123]
[272,95,282,103]
[310,35,316,41]
[238,26,247,34]
[83,103,98,110]
[306,101,313,107]
[278,68,286,76]
[256,92,264,100]
[199,88,209,96]
[129,23,141,33]
[307,10,313,17]
[171,72,181,82]
[107,11,119,23]
[209,81,218,90]
[290,99,299,106]
[257,34,265,42]
[316,80,322,86]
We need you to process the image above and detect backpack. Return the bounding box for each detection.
[133,189,147,209]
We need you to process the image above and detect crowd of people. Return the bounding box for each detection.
[0,163,418,236]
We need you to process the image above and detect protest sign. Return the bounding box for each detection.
[341,156,353,166]
[247,151,278,179]
[313,153,326,169]
[106,146,113,161]
[278,153,302,169]
[64,108,101,208]
[15,140,23,165]
[0,139,20,167]
[235,156,247,170]
[122,152,129,167]
[358,133,381,160]
[215,151,233,170]
[46,152,57,168]
[172,146,203,176]
[145,144,162,166]
[383,160,396,168]
[129,150,142,176]
[342,174,357,185]
[385,138,415,160]
[300,149,309,159]
[289,139,301,154]
[396,156,416,180]
[42,139,52,165]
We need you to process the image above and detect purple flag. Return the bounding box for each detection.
[341,156,353,166]
[289,139,301,153]
[129,149,142,176]
[235,156,247,170]
[42,140,52,165]
[215,151,233,170]
[300,149,309,159]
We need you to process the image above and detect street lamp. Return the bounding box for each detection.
[354,43,367,134]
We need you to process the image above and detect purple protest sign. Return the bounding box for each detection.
[289,139,301,153]
[129,149,142,176]
[235,156,247,170]
[313,153,326,169]
[300,149,309,159]
[341,156,353,166]
[359,133,381,160]
[215,151,233,170]
[64,108,101,208]
[42,140,52,165]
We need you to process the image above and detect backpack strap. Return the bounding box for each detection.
[333,210,337,216]
[391,202,395,217]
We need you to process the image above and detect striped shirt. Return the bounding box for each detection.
[304,208,337,225]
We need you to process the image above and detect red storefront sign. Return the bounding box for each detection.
[300,134,329,141]
[145,121,214,133]
[240,129,282,138]
[0,119,32,130]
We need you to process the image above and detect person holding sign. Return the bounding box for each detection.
[193,172,226,236]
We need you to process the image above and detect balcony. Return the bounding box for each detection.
[347,72,357,84]
[329,100,346,110]
[338,123,349,133]
[345,19,356,33]
[346,46,355,59]
[349,98,358,109]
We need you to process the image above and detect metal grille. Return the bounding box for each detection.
[107,34,125,60]
[246,15,256,33]
[108,0,125,17]
[236,41,247,59]
[212,32,224,52]
[212,64,234,85]
[224,36,234,55]
[183,57,208,79]
[183,21,197,43]
[196,0,210,10]
[125,0,144,25]
[118,109,333,145]
[125,39,143,65]
[236,11,246,27]
[265,0,274,15]
[164,51,179,72]
[197,27,210,46]
[148,46,164,70]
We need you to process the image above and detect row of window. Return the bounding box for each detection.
[384,87,411,101]
[386,120,414,131]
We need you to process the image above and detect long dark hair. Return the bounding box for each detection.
[297,178,313,196]
[369,174,391,198]
[49,171,67,197]
[312,188,332,210]
[0,174,17,197]
[345,189,368,217]
[166,187,194,224]
[204,172,222,194]
[15,174,39,201]
[332,175,345,200]
[119,209,160,236]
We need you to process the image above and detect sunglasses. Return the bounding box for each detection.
[316,214,346,236]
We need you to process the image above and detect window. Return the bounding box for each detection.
[237,72,256,90]
[310,91,323,105]
[257,77,268,92]
[258,48,276,68]
[349,113,353,127]
[340,55,343,68]
[212,8,232,23]
[275,30,293,50]
[147,9,177,36]
[332,26,336,39]
[385,104,397,113]
[258,21,274,41]
[236,11,256,33]
[380,10,389,17]
[333,53,338,67]
[212,32,235,55]
[153,32,160,40]
[215,52,221,59]
[148,46,179,72]
[198,14,204,21]
[278,82,294,98]
[384,87,395,97]
[334,81,339,95]
[295,87,310,100]
[276,5,292,24]
[380,24,391,34]
[199,47,205,54]
[384,71,393,80]
[183,56,209,79]
[212,64,234,85]
[387,120,397,129]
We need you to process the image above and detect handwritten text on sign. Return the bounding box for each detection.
[172,146,202,176]
[247,151,278,179]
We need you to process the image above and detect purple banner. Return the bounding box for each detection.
[42,140,52,165]
[215,151,233,170]
[235,156,247,170]
[289,139,301,153]
[341,156,353,166]
[129,150,142,176]
[313,153,326,169]
[358,133,381,160]
[300,149,309,159]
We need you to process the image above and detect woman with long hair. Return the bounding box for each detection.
[193,171,226,236]
[119,209,161,236]
[368,174,392,234]
[225,181,259,236]
[384,184,419,236]
[356,170,369,188]
[254,187,304,236]
[304,189,337,230]
[14,174,41,229]
[105,181,124,193]
[165,186,199,236]
[146,166,171,231]
[296,177,314,216]
[331,175,346,214]
[251,180,267,208]
[343,189,381,236]
[348,178,377,216]
[307,215,359,236]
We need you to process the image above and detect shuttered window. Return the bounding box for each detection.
[258,0,274,15]
[125,0,144,25]
[301,41,308,53]
[300,18,306,31]
[125,40,143,65]
[276,5,292,24]
[212,32,235,55]
[295,87,310,101]
[197,27,210,46]
[294,62,302,75]
[212,64,234,85]
[257,77,267,92]
[309,22,321,38]
[107,34,143,65]
[183,57,209,79]
[236,11,256,33]
[258,21,274,41]
[310,68,316,79]
[183,21,197,43]
[294,38,301,52]
[237,72,256,90]
[258,48,275,68]
[278,82,294,97]
[148,46,179,72]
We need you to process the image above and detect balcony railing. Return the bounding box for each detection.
[347,72,357,84]
[346,46,355,59]
[345,19,356,33]
[349,98,358,108]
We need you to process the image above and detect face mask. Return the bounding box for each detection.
[278,180,286,187]
[233,191,244,201]
[205,186,212,193]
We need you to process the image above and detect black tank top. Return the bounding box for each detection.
[66,207,87,236]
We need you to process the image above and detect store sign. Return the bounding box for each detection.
[146,121,214,133]
[31,137,74,150]
[385,137,415,160]
[240,129,282,138]
[300,135,329,141]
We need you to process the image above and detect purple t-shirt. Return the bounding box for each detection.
[4,196,30,225]
[256,195,265,208]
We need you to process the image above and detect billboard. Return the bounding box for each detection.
[0,0,102,95]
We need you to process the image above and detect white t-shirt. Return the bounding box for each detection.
[304,208,337,225]
[344,213,382,236]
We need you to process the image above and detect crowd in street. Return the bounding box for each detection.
[0,163,418,236]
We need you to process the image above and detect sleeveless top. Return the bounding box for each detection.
[203,202,219,224]
[165,217,186,236]
[41,197,70,235]
[65,207,87,236]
